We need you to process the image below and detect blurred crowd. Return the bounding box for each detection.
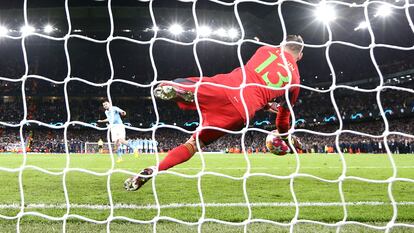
[296,118,414,154]
[1,41,413,155]
[0,117,413,154]
[1,86,413,128]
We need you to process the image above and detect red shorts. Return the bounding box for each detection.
[172,78,245,145]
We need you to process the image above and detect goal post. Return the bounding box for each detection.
[84,142,115,154]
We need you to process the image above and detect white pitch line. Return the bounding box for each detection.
[0,202,413,210]
[12,166,414,171]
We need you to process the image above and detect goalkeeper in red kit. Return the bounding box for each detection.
[124,35,304,191]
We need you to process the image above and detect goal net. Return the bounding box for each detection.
[84,142,115,154]
[0,0,413,232]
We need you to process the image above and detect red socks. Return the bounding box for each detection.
[158,143,196,171]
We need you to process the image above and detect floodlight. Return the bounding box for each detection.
[0,26,8,37]
[198,25,211,37]
[315,2,336,24]
[215,28,227,37]
[354,21,368,31]
[375,4,392,17]
[227,28,238,39]
[169,24,184,35]
[20,25,35,35]
[43,24,54,34]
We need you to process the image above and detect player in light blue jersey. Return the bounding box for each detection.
[137,138,143,154]
[98,100,138,163]
[148,139,153,154]
[152,139,158,153]
[143,138,149,154]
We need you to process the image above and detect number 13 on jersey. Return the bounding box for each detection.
[254,51,291,88]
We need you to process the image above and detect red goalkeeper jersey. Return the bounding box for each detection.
[206,46,300,122]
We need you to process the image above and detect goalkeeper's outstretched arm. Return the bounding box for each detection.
[275,87,302,151]
[275,87,300,134]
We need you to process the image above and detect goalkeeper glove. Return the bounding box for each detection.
[264,102,279,114]
[280,135,303,153]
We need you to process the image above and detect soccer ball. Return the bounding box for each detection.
[266,130,290,156]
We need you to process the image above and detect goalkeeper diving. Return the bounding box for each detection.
[125,35,304,191]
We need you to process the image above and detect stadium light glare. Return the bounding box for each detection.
[354,21,369,31]
[169,24,184,35]
[198,25,212,37]
[215,28,227,37]
[227,28,239,39]
[43,24,54,34]
[20,25,35,35]
[0,26,8,37]
[315,2,336,24]
[375,4,392,17]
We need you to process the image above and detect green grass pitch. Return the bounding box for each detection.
[0,152,413,232]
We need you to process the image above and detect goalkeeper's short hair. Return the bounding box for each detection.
[285,35,304,55]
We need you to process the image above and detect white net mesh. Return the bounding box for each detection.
[0,0,413,232]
